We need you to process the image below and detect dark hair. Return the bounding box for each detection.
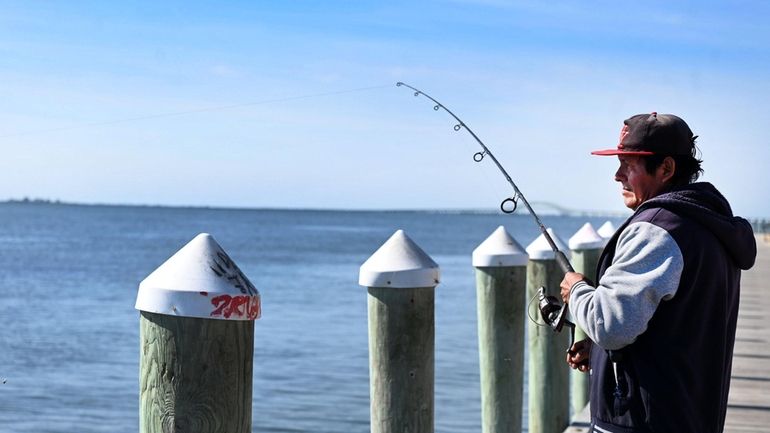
[643,143,704,185]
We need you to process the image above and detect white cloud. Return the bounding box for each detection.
[209,64,243,78]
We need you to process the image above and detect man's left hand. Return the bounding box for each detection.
[560,272,587,303]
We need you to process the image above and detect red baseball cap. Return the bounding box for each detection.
[592,112,696,156]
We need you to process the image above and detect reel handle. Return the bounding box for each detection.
[565,320,576,355]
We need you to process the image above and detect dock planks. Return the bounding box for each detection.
[724,236,770,432]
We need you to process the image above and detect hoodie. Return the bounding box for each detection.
[569,182,756,433]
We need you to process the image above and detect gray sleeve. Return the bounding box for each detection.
[568,221,683,350]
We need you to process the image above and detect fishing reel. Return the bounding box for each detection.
[536,287,576,354]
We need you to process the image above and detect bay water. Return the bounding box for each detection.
[0,203,625,432]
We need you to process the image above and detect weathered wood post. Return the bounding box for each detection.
[359,229,440,433]
[472,226,529,433]
[567,223,606,417]
[526,228,571,433]
[135,233,261,433]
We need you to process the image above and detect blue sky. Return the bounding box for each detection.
[2,1,769,216]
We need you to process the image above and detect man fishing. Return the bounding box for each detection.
[560,113,756,432]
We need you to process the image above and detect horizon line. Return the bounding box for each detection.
[1,197,630,218]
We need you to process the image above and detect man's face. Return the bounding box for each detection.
[614,155,667,210]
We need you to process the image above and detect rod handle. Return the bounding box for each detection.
[555,250,574,273]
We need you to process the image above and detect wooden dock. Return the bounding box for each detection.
[724,236,770,431]
[565,236,770,432]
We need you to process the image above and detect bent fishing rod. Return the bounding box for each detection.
[396,81,575,339]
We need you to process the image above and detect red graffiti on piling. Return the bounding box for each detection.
[226,295,248,318]
[210,294,261,320]
[248,297,261,318]
[211,295,230,316]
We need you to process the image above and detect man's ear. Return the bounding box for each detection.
[659,156,676,183]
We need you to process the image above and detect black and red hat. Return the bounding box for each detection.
[592,112,696,156]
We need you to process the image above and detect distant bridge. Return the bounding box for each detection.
[527,201,628,218]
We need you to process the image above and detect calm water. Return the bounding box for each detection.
[0,203,625,432]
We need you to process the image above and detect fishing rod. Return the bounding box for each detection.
[396,81,575,342]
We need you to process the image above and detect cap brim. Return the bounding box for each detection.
[591,149,655,156]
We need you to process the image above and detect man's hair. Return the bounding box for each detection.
[643,145,704,185]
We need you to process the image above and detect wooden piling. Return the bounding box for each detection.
[526,229,571,433]
[368,286,435,433]
[139,313,254,433]
[359,230,440,433]
[473,226,528,433]
[135,233,260,433]
[567,223,606,418]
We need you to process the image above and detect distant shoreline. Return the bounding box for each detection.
[0,198,503,214]
[0,198,631,218]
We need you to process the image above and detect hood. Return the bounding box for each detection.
[638,182,756,270]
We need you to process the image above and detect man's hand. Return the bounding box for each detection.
[566,339,592,372]
[560,272,587,303]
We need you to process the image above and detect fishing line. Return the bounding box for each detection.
[1,84,390,139]
[527,290,550,328]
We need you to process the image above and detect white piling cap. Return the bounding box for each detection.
[597,220,617,238]
[569,222,606,250]
[472,226,528,267]
[526,228,571,261]
[359,229,440,288]
[135,233,261,321]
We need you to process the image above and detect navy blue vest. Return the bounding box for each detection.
[590,205,740,432]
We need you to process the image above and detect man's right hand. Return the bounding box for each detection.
[567,338,592,372]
